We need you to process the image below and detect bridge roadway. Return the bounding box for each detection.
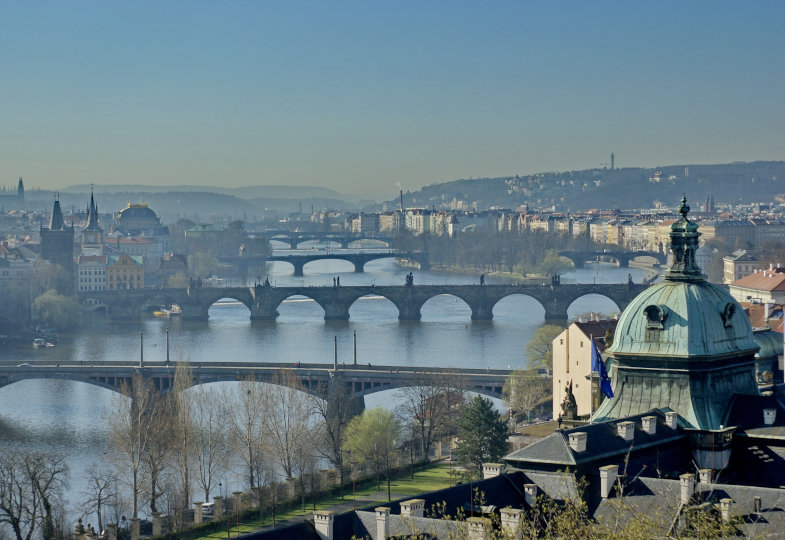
[0,361,511,400]
[79,282,649,321]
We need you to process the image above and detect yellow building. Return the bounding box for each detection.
[107,253,144,290]
[552,319,616,419]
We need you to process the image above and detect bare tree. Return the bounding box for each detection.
[0,450,69,540]
[227,375,267,489]
[260,370,315,481]
[170,362,195,509]
[105,374,166,518]
[397,372,466,460]
[503,370,550,421]
[309,376,356,498]
[80,464,119,535]
[190,380,229,502]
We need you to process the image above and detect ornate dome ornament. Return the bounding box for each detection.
[594,197,760,433]
[664,196,705,283]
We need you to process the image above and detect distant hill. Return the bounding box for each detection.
[62,184,345,201]
[374,161,785,212]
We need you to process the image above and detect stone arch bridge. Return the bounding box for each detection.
[267,232,394,249]
[0,362,513,405]
[79,282,648,322]
[558,250,666,268]
[265,251,428,276]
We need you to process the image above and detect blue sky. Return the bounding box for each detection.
[1,1,783,196]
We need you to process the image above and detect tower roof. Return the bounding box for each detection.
[48,195,65,230]
[85,190,102,232]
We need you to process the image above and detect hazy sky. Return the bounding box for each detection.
[2,1,783,197]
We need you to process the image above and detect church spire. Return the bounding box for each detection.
[48,194,65,230]
[85,187,101,231]
[665,196,705,282]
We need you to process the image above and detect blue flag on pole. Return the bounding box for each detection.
[591,341,614,398]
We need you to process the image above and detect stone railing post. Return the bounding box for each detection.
[232,491,243,516]
[193,501,204,524]
[152,512,162,536]
[106,524,117,540]
[130,517,140,540]
[213,495,223,518]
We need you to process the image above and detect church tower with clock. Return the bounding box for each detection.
[81,190,104,256]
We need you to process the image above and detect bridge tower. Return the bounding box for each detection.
[40,194,75,287]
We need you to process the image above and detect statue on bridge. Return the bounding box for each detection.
[405,272,414,287]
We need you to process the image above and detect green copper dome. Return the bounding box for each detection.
[608,197,758,360]
[594,198,760,430]
[607,280,759,359]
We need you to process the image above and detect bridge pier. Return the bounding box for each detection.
[250,306,279,320]
[292,262,305,277]
[470,302,494,321]
[323,303,350,320]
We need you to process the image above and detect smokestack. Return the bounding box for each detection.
[400,190,404,213]
[610,153,614,170]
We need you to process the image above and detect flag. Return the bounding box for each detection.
[591,341,614,398]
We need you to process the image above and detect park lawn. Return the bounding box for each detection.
[194,462,453,539]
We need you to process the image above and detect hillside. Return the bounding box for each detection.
[378,161,785,212]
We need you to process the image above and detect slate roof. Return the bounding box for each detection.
[504,410,687,469]
[592,476,785,538]
[732,269,785,293]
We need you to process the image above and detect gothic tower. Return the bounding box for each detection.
[80,190,104,256]
[40,195,75,277]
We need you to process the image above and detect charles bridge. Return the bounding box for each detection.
[79,281,649,321]
[0,361,512,405]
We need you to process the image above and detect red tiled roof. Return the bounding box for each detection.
[732,270,785,292]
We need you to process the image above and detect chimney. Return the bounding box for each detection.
[376,507,390,540]
[720,498,734,523]
[641,416,657,435]
[699,469,712,485]
[599,464,619,499]
[482,463,505,479]
[679,473,695,506]
[500,508,523,537]
[764,408,777,425]
[754,496,762,514]
[617,421,635,441]
[568,432,588,453]
[524,484,538,507]
[665,411,679,430]
[467,517,489,540]
[400,499,424,518]
[313,510,334,540]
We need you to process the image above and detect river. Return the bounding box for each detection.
[0,245,651,516]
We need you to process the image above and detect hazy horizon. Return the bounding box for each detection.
[2,1,783,196]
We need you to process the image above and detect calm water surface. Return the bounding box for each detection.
[0,247,650,512]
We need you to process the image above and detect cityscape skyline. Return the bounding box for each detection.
[1,1,783,196]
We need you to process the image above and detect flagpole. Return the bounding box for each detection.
[589,334,594,423]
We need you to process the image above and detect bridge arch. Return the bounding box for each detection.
[421,294,473,321]
[490,293,547,321]
[347,293,401,321]
[201,293,255,320]
[566,293,622,319]
[301,257,357,275]
[274,293,327,320]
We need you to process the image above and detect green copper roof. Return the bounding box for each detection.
[607,279,759,359]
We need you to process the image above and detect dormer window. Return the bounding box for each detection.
[721,303,735,328]
[644,305,666,330]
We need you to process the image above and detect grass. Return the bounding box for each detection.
[189,461,454,539]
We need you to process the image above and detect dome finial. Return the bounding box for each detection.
[679,196,689,219]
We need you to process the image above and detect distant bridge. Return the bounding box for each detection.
[264,251,428,276]
[0,361,512,401]
[558,250,666,268]
[78,282,648,321]
[264,231,395,249]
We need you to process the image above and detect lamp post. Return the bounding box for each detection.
[139,332,143,367]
